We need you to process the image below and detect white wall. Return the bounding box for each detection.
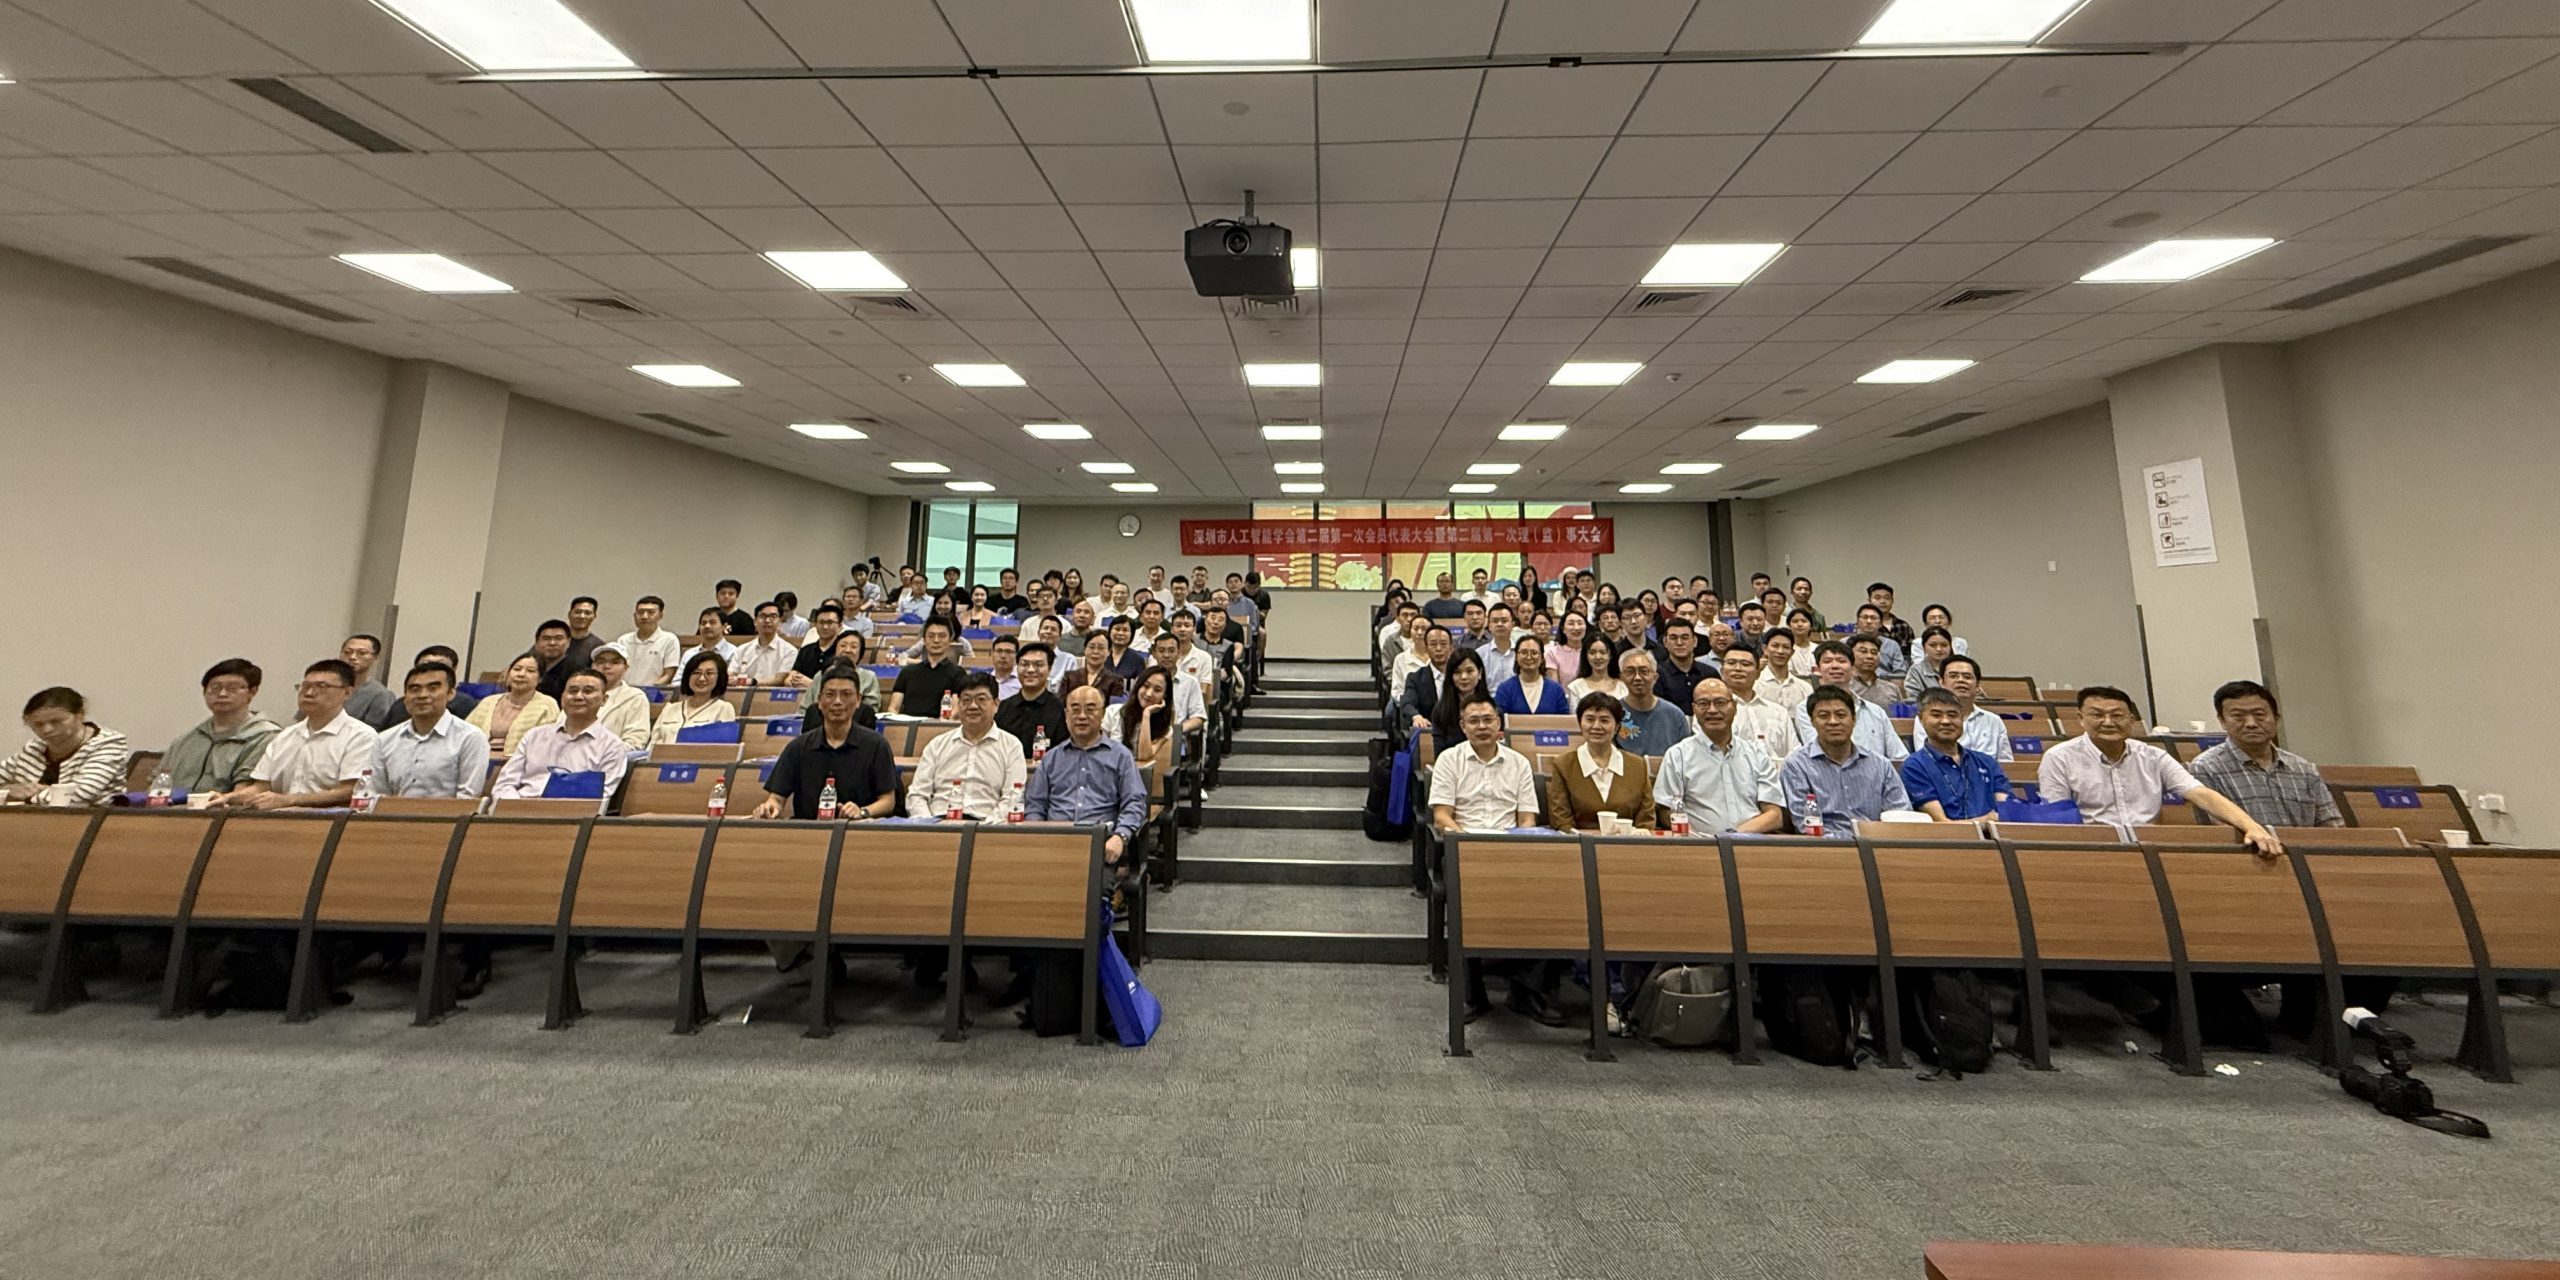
[1759,403,2143,689]
[0,249,390,749]
[469,398,869,670]
[2285,264,2560,843]
[1012,503,1253,590]
[864,498,912,572]
[1593,502,1714,598]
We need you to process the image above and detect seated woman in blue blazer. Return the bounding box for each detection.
[1492,633,1569,716]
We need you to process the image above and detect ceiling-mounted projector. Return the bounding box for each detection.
[1186,189,1293,298]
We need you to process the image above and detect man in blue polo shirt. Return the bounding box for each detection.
[1900,688,2011,822]
[1780,686,1910,831]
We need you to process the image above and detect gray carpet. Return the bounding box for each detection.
[0,942,2556,1280]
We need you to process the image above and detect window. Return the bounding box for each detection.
[1245,499,1595,590]
[919,500,1019,585]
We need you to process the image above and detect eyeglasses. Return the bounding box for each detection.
[204,681,253,696]
[298,681,347,693]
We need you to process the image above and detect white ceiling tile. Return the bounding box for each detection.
[752,0,970,66]
[821,205,973,252]
[1323,140,1465,201]
[477,150,673,209]
[1681,195,1842,241]
[1318,201,1445,248]
[612,148,802,207]
[660,251,790,289]
[1915,191,2111,242]
[463,210,635,253]
[1623,62,1825,136]
[1031,145,1187,204]
[1581,135,1755,198]
[1468,65,1651,137]
[939,0,1137,64]
[943,204,1088,251]
[1798,193,1969,243]
[1859,130,2070,195]
[1437,198,1575,247]
[0,87,173,154]
[1093,250,1194,290]
[0,4,152,77]
[2049,190,2251,241]
[2283,125,2546,189]
[45,80,314,153]
[984,78,1162,147]
[584,207,741,253]
[220,153,435,210]
[1176,143,1317,204]
[1315,70,1481,144]
[2429,0,2560,36]
[1722,133,1913,197]
[1671,0,1880,50]
[2000,128,2227,191]
[82,155,302,211]
[2235,0,2473,39]
[2288,186,2530,240]
[2102,43,2390,128]
[191,0,471,73]
[346,153,549,211]
[1551,197,1701,246]
[348,208,534,254]
[1326,248,1432,288]
[2263,40,2560,127]
[1858,241,2017,284]
[831,79,1020,147]
[1152,75,1315,145]
[578,0,802,69]
[1067,203,1194,251]
[510,83,733,150]
[1780,59,2002,133]
[1493,0,1692,54]
[115,211,306,256]
[757,148,930,205]
[1320,0,1504,60]
[2177,189,2385,238]
[2422,128,2560,188]
[2136,126,2390,191]
[12,0,299,75]
[1525,245,1655,286]
[983,250,1109,289]
[672,81,873,148]
[331,78,586,150]
[2426,58,2560,126]
[1750,243,1900,284]
[1937,56,2179,131]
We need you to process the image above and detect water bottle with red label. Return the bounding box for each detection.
[705,779,727,818]
[817,775,838,820]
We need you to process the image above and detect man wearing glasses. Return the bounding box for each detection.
[905,672,1027,821]
[160,659,280,796]
[2037,686,2283,857]
[211,659,380,810]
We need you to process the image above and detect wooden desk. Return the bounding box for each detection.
[1927,1243,2560,1280]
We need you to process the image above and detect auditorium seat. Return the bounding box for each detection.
[563,819,709,1030]
[1978,677,2039,702]
[649,742,742,765]
[2321,764,2423,786]
[2334,784,2481,846]
[623,763,729,816]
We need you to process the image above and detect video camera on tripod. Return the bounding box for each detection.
[2336,1008,2490,1139]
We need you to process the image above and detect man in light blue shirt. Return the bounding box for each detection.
[372,663,489,799]
[1852,603,1909,677]
[1792,640,1908,763]
[1654,681,1785,833]
[1475,605,1518,688]
[1780,687,1910,830]
[1023,685,1149,866]
[1909,654,2014,761]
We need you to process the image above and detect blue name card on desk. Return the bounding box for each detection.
[2375,787,2421,809]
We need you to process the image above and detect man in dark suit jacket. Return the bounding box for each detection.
[1398,626,1455,745]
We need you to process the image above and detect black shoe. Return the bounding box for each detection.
[1463,1000,1492,1024]
[455,966,491,1000]
[1506,988,1569,1027]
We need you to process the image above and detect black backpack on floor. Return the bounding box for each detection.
[1903,968,1997,1076]
[1761,966,1860,1068]
[1362,739,1410,843]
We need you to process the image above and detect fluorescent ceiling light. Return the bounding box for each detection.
[1619,483,1675,494]
[1499,423,1569,442]
[1023,423,1091,441]
[1273,461,1324,475]
[1291,246,1319,289]
[1858,359,1973,385]
[1279,482,1325,494]
[933,362,1025,387]
[2081,237,2279,283]
[763,250,907,291]
[1466,462,1520,476]
[1737,423,1821,441]
[1244,362,1321,387]
[1260,423,1322,441]
[789,422,866,441]
[945,481,995,493]
[1550,361,1642,386]
[1857,0,2085,46]
[632,363,737,388]
[1112,482,1160,493]
[1641,243,1787,287]
[891,460,948,474]
[1125,0,1312,63]
[369,0,635,72]
[1449,483,1498,494]
[1080,461,1136,475]
[335,252,512,293]
[1661,462,1724,475]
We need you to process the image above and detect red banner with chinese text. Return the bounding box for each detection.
[1180,518,1614,556]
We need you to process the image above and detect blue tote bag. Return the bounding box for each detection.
[541,770,608,800]
[1386,747,1414,821]
[1995,795,2083,824]
[1098,906,1162,1047]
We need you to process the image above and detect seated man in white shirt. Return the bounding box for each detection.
[679,607,739,672]
[1717,644,1799,760]
[1167,610,1219,696]
[905,672,1029,820]
[1913,653,2013,761]
[612,595,683,687]
[213,659,380,810]
[1426,693,1551,1026]
[2037,686,2280,856]
[372,662,490,799]
[488,669,629,814]
[1147,633,1208,737]
[727,600,799,686]
[1654,678,1786,834]
[1790,640,1907,764]
[588,644,654,750]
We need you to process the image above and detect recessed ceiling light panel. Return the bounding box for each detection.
[369,0,636,71]
[632,363,738,387]
[1244,362,1322,387]
[1080,461,1136,475]
[1260,423,1322,441]
[945,480,994,493]
[789,422,866,440]
[1499,423,1569,442]
[1660,462,1724,474]
[1857,359,1974,384]
[1273,461,1324,475]
[1111,481,1160,493]
[1290,246,1319,289]
[1022,423,1091,440]
[336,252,512,293]
[2081,237,2278,283]
[1619,482,1674,494]
[1466,462,1520,476]
[1550,361,1642,386]
[1279,482,1325,494]
[933,362,1025,387]
[1736,423,1821,441]
[1640,243,1787,287]
[891,460,949,474]
[763,250,908,291]
[1449,482,1497,494]
[1125,0,1312,63]
[1857,0,2085,46]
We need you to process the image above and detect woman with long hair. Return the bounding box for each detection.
[647,651,736,745]
[1109,666,1173,763]
[1494,633,1568,716]
[1427,649,1489,746]
[1547,611,1590,683]
[1566,635,1625,704]
[469,654,562,756]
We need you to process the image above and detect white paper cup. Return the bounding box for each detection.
[1597,811,1620,835]
[2440,829,2472,848]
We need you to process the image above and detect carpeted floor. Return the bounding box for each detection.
[0,938,2554,1279]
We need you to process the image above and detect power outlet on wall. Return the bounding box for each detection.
[2476,793,2507,813]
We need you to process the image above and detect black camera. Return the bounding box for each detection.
[2336,1008,2489,1139]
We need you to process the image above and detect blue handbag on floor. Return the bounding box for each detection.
[1099,906,1162,1048]
[1386,747,1413,820]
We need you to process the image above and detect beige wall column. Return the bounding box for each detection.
[354,360,510,672]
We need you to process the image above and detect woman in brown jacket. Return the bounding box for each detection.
[1544,690,1655,832]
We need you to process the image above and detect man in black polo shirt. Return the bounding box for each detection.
[990,567,1030,615]
[996,641,1069,759]
[887,616,968,716]
[754,669,897,820]
[789,602,847,684]
[713,578,754,636]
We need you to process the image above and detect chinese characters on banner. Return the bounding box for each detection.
[1179,518,1614,556]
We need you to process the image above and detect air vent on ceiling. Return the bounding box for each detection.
[128,257,368,323]
[1618,288,1718,317]
[2271,236,2530,311]
[1233,295,1300,317]
[1729,478,1778,491]
[1894,411,1984,439]
[638,413,722,438]
[553,294,659,319]
[230,78,413,154]
[841,293,937,319]
[1929,286,2036,313]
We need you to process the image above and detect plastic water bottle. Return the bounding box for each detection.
[817,775,838,820]
[1671,812,1692,837]
[144,771,173,809]
[1800,791,1824,838]
[1030,726,1049,761]
[351,769,377,815]
[940,690,957,720]
[1005,780,1025,824]
[705,779,727,818]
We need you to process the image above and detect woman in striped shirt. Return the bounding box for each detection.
[3,687,132,807]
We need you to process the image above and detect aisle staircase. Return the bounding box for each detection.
[1150,658,1423,964]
